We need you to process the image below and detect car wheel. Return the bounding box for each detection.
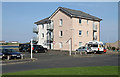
[94,51,96,54]
[44,50,47,53]
[35,50,38,53]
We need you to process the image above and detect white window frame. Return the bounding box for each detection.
[59,31,63,37]
[79,30,82,36]
[59,19,63,26]
[59,42,63,48]
[41,33,44,39]
[79,42,82,47]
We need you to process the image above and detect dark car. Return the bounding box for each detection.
[0,49,6,60]
[2,49,23,59]
[19,44,30,52]
[28,45,48,53]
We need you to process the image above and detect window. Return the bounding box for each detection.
[79,30,82,36]
[79,18,81,24]
[93,21,95,26]
[87,20,88,24]
[51,20,54,26]
[59,42,63,48]
[41,33,44,38]
[79,42,82,47]
[59,19,63,26]
[87,31,89,36]
[95,25,97,30]
[59,31,63,37]
[42,24,44,29]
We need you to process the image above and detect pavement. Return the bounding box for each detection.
[2,51,118,73]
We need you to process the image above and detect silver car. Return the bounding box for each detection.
[76,46,87,52]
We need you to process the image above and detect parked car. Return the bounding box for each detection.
[0,50,5,60]
[19,44,30,52]
[76,46,87,52]
[85,41,104,53]
[2,49,23,59]
[28,45,48,53]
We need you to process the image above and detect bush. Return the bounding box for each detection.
[112,47,116,51]
[116,47,119,51]
[107,46,111,50]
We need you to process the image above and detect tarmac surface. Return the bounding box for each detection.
[2,51,118,73]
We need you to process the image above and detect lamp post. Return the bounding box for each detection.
[31,39,33,59]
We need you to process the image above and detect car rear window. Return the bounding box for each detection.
[88,44,98,47]
[92,44,98,47]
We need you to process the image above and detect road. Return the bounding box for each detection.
[2,51,118,73]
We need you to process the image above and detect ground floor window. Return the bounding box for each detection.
[59,42,63,48]
[79,42,82,47]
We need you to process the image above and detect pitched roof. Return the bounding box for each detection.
[35,7,102,25]
[50,7,102,21]
[34,17,50,25]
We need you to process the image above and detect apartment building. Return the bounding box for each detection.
[34,7,102,50]
[34,17,54,49]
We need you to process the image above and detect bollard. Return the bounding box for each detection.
[21,54,23,59]
[75,51,76,55]
[80,52,82,55]
[7,56,10,60]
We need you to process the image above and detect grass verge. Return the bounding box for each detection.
[3,66,118,75]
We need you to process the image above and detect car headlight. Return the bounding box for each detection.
[2,54,4,56]
[12,54,17,56]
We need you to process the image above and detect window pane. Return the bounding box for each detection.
[59,31,63,37]
[87,20,88,24]
[87,31,88,34]
[60,19,63,25]
[61,31,63,36]
[59,42,63,48]
[42,24,44,29]
[79,30,82,35]
[79,18,81,24]
[79,42,82,47]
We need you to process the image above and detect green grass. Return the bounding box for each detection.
[3,66,118,75]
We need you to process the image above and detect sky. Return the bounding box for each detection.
[2,2,118,43]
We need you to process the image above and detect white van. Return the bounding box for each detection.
[85,41,104,53]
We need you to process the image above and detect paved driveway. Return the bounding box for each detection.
[2,51,118,73]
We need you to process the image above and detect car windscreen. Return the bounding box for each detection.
[88,44,98,47]
[0,49,2,53]
[2,49,16,53]
[99,44,104,47]
[82,47,86,49]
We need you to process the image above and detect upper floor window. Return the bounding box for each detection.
[41,33,44,38]
[59,31,63,37]
[42,24,44,29]
[59,19,63,26]
[51,20,54,26]
[95,25,97,29]
[79,30,82,36]
[87,20,88,24]
[87,31,89,36]
[93,21,95,26]
[79,18,81,24]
